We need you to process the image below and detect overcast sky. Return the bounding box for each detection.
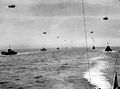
[0,0,120,49]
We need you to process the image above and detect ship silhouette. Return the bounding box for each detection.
[40,47,47,51]
[56,47,60,50]
[92,46,95,50]
[1,45,17,55]
[8,4,15,8]
[105,42,112,52]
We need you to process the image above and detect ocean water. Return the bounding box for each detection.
[96,46,120,52]
[0,47,119,89]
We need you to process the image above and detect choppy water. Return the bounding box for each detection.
[0,48,118,89]
[84,55,112,89]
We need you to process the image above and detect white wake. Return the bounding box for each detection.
[84,56,111,89]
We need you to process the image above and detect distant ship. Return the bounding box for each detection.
[92,46,95,50]
[105,42,112,52]
[1,46,17,55]
[8,4,16,8]
[40,47,47,51]
[56,47,60,50]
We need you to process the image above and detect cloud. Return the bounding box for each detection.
[29,2,120,17]
[85,0,115,5]
[0,0,120,17]
[0,0,120,48]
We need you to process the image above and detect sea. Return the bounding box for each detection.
[0,47,119,89]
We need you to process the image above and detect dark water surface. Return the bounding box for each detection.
[0,47,119,89]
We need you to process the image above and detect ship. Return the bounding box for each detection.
[105,42,112,52]
[1,46,17,55]
[56,47,60,50]
[92,45,95,50]
[40,47,47,51]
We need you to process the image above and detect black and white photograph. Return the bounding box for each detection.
[0,0,120,89]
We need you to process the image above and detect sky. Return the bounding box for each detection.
[0,0,120,49]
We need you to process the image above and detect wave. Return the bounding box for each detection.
[83,56,111,89]
[17,51,41,55]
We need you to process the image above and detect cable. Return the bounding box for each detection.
[111,51,119,89]
[81,0,92,85]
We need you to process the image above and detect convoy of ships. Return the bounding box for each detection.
[0,3,119,89]
[0,44,113,56]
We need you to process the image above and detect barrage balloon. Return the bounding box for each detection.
[90,31,93,33]
[103,17,108,20]
[8,4,15,8]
